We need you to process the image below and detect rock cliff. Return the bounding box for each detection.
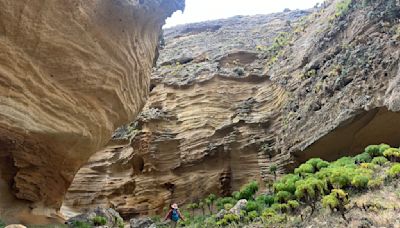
[0,0,183,224]
[65,0,400,218]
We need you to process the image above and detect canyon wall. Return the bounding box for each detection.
[65,0,400,218]
[0,0,183,224]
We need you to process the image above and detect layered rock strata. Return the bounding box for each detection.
[0,0,183,223]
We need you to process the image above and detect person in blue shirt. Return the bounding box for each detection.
[164,203,185,227]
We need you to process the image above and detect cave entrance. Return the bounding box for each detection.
[294,107,400,164]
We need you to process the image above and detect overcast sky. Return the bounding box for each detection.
[164,0,324,28]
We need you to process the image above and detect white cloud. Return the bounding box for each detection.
[165,0,324,28]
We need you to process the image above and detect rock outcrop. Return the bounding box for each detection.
[0,0,183,224]
[65,0,400,217]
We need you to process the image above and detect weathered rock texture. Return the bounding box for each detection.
[65,0,400,218]
[0,0,183,224]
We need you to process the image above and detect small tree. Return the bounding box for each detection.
[322,189,349,221]
[270,165,278,180]
[187,203,199,217]
[199,201,205,216]
[206,193,217,214]
[295,177,327,216]
[265,179,274,194]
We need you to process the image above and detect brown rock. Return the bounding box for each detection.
[0,0,183,223]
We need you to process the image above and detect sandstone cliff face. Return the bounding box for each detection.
[0,0,183,223]
[65,0,400,218]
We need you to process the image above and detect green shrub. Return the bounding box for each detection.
[287,200,300,212]
[273,174,299,194]
[0,219,5,228]
[365,145,381,157]
[216,197,237,210]
[294,163,315,175]
[261,208,286,224]
[255,194,275,207]
[354,152,372,164]
[295,176,326,213]
[371,156,388,165]
[330,157,355,167]
[224,203,234,211]
[275,191,292,203]
[321,189,349,220]
[306,158,329,170]
[232,191,241,200]
[351,175,370,189]
[388,163,400,178]
[368,178,383,189]
[72,221,91,228]
[245,200,259,212]
[238,181,259,200]
[383,148,400,162]
[328,168,352,188]
[247,210,259,221]
[271,203,289,213]
[92,216,107,226]
[359,163,376,170]
[216,214,239,226]
[335,0,352,18]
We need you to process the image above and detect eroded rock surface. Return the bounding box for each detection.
[0,0,183,224]
[66,0,400,217]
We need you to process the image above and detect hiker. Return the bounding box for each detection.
[164,203,185,227]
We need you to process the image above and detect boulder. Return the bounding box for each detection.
[229,199,248,216]
[129,217,155,228]
[66,208,123,228]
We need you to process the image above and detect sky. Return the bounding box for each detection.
[164,0,324,28]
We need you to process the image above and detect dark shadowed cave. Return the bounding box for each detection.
[294,107,400,164]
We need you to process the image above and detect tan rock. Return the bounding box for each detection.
[0,0,183,223]
[66,0,400,217]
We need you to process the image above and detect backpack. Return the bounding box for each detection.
[171,209,179,222]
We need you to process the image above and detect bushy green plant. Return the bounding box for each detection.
[275,191,292,203]
[368,178,384,189]
[261,208,286,224]
[71,221,91,228]
[383,148,400,162]
[388,163,400,178]
[273,174,299,194]
[365,145,381,157]
[245,200,259,212]
[295,177,326,214]
[371,156,388,165]
[232,191,241,200]
[294,163,315,176]
[322,189,349,221]
[330,156,356,167]
[224,203,234,211]
[354,152,372,164]
[287,200,300,213]
[328,168,352,188]
[0,219,5,228]
[255,194,275,207]
[271,203,289,213]
[359,162,376,170]
[92,216,107,226]
[351,175,370,189]
[247,210,259,221]
[216,197,237,210]
[237,181,259,200]
[116,217,124,228]
[216,214,239,226]
[335,0,352,18]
